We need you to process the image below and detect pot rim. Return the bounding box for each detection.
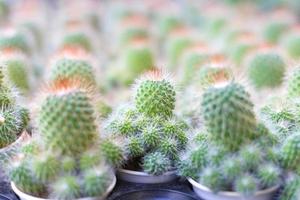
[0,130,30,153]
[11,174,116,200]
[188,178,279,197]
[117,168,177,177]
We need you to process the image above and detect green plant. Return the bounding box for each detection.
[248,53,285,88]
[263,22,288,44]
[197,65,231,88]
[0,33,30,54]
[280,133,300,171]
[279,175,300,200]
[62,32,92,52]
[49,58,96,85]
[285,34,300,59]
[287,67,300,97]
[106,71,188,175]
[234,174,258,197]
[9,79,116,199]
[166,37,192,68]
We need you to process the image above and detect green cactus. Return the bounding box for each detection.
[285,35,300,59]
[0,33,30,54]
[199,167,225,193]
[287,67,300,97]
[280,133,300,170]
[62,32,92,52]
[79,152,101,170]
[166,37,192,68]
[126,136,144,157]
[37,86,98,156]
[82,169,110,197]
[257,163,280,188]
[240,144,262,170]
[229,43,253,65]
[198,66,231,87]
[50,58,96,85]
[141,124,160,148]
[5,58,30,93]
[135,78,176,118]
[188,145,208,169]
[158,16,182,37]
[248,53,285,88]
[143,151,171,175]
[234,174,258,197]
[158,137,179,160]
[119,46,154,85]
[119,27,148,46]
[222,157,242,181]
[201,82,257,150]
[50,176,81,200]
[61,156,76,173]
[263,22,288,44]
[99,140,124,167]
[279,175,300,200]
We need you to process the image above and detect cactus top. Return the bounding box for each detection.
[37,79,98,155]
[135,72,176,118]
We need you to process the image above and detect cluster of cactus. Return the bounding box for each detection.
[106,71,189,175]
[0,65,28,150]
[9,79,115,199]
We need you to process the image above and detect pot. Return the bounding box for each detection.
[11,174,116,200]
[0,131,30,162]
[188,178,279,200]
[117,168,177,184]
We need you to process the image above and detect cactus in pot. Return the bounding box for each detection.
[178,81,283,198]
[8,79,116,199]
[105,70,189,177]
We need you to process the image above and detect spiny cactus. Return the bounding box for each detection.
[119,27,148,46]
[106,71,188,175]
[222,157,242,181]
[199,167,225,193]
[0,33,30,54]
[257,163,280,188]
[279,175,300,200]
[285,34,300,59]
[198,65,231,88]
[287,67,300,97]
[82,168,110,197]
[240,144,262,170]
[158,16,182,38]
[280,133,300,170]
[263,22,288,44]
[135,72,176,118]
[62,32,92,52]
[166,37,192,68]
[50,176,81,200]
[248,53,285,88]
[201,82,257,150]
[49,58,96,85]
[37,81,98,155]
[234,174,258,197]
[99,139,124,167]
[143,151,172,175]
[5,58,30,93]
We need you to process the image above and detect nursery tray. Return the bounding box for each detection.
[111,189,199,200]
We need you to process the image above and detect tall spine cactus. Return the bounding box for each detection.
[201,82,257,150]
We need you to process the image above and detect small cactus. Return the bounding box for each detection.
[287,67,300,97]
[166,37,192,68]
[257,163,280,188]
[280,133,300,170]
[234,174,258,197]
[199,167,225,193]
[248,53,285,88]
[279,175,300,200]
[0,32,30,54]
[61,32,92,52]
[222,157,242,181]
[143,151,172,175]
[285,34,300,59]
[50,176,81,200]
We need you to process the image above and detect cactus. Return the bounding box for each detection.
[222,157,242,181]
[240,144,262,170]
[106,71,188,175]
[285,35,300,59]
[37,80,98,155]
[5,58,30,93]
[10,79,115,199]
[248,53,285,88]
[143,151,172,175]
[158,16,182,37]
[49,58,96,85]
[279,175,300,200]
[201,82,257,150]
[263,22,288,44]
[280,133,300,170]
[135,73,176,118]
[62,32,92,52]
[198,65,231,88]
[99,139,124,167]
[257,163,280,188]
[0,33,30,54]
[199,167,225,193]
[166,37,192,68]
[234,174,258,197]
[287,67,300,97]
[119,27,148,46]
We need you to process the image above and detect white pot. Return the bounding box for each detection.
[188,178,279,200]
[11,174,116,200]
[117,168,177,184]
[0,131,30,162]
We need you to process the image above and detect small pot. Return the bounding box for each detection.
[188,178,279,200]
[0,131,30,162]
[117,168,177,184]
[11,174,116,200]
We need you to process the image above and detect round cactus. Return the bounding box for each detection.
[285,35,300,59]
[50,176,81,200]
[141,124,160,149]
[5,58,30,93]
[135,73,176,118]
[248,53,285,88]
[79,152,100,170]
[280,133,300,170]
[99,139,124,167]
[257,163,280,188]
[201,82,257,150]
[188,145,208,170]
[222,157,242,181]
[199,167,224,193]
[229,43,253,65]
[119,27,148,46]
[198,65,231,88]
[166,37,192,68]
[287,67,300,97]
[0,32,30,54]
[49,58,96,85]
[82,169,110,197]
[234,174,258,197]
[279,175,300,200]
[61,156,76,173]
[37,80,98,156]
[158,137,179,160]
[143,151,171,175]
[126,136,144,158]
[62,32,92,52]
[263,22,288,44]
[158,16,182,37]
[240,144,262,170]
